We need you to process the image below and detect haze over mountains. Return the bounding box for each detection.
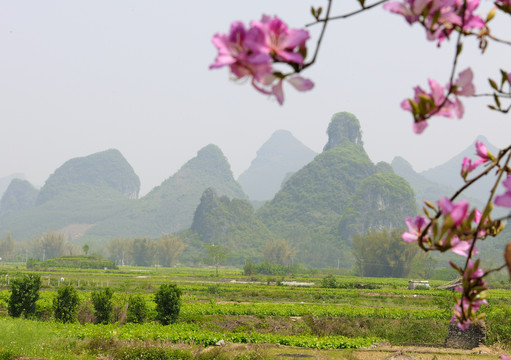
[0,112,504,267]
[237,130,317,202]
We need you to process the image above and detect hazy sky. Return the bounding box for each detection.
[1,1,509,195]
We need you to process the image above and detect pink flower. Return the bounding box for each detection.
[402,216,430,242]
[460,141,492,178]
[438,197,469,226]
[385,0,484,46]
[461,157,485,178]
[210,22,273,82]
[210,16,313,105]
[401,78,457,133]
[495,175,511,207]
[475,141,490,160]
[501,355,511,360]
[253,74,314,105]
[383,0,428,24]
[249,15,310,65]
[412,121,428,134]
[450,236,472,257]
[467,259,484,279]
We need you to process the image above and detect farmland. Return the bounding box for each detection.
[0,263,510,359]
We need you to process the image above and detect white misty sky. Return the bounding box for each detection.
[1,1,509,195]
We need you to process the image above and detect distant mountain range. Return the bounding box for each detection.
[237,130,317,202]
[0,173,25,198]
[419,135,502,204]
[391,136,507,217]
[0,115,506,268]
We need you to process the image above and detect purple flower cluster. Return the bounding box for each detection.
[210,15,314,105]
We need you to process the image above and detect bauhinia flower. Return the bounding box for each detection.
[384,0,485,46]
[461,140,494,179]
[451,68,476,118]
[438,197,470,226]
[495,175,511,207]
[450,259,488,330]
[403,69,475,134]
[210,15,314,105]
[402,215,431,242]
[248,15,310,64]
[401,78,453,133]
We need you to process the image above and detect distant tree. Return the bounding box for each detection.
[53,285,80,323]
[203,243,229,277]
[106,237,131,266]
[352,228,417,278]
[263,239,297,267]
[8,274,41,318]
[154,283,182,325]
[130,238,155,266]
[0,232,15,261]
[82,244,89,256]
[156,235,184,267]
[127,294,148,324]
[409,252,438,280]
[34,232,66,260]
[91,287,114,324]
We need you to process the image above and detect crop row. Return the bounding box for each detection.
[182,301,451,320]
[0,318,380,350]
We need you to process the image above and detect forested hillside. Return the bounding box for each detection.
[257,112,416,268]
[85,144,247,240]
[0,150,138,240]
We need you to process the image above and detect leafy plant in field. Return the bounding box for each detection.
[91,287,114,324]
[321,274,338,288]
[53,285,80,323]
[154,283,182,325]
[127,294,148,324]
[8,274,41,318]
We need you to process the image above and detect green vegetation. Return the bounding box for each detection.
[352,228,417,278]
[154,284,182,325]
[0,265,510,359]
[0,179,38,215]
[203,244,229,277]
[8,274,41,318]
[53,285,80,323]
[37,149,140,205]
[190,188,272,263]
[91,287,114,324]
[27,255,117,270]
[87,144,248,240]
[257,113,416,268]
[127,294,148,324]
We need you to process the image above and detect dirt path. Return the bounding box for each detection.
[212,343,508,359]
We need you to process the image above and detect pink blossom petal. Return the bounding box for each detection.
[272,80,284,105]
[451,237,471,257]
[287,76,314,91]
[495,192,511,207]
[475,141,489,159]
[454,97,464,118]
[413,121,428,134]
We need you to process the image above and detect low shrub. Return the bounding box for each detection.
[127,295,148,324]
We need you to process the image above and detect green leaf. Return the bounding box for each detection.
[494,93,502,109]
[489,79,499,91]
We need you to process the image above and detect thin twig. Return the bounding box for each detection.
[305,0,389,27]
[302,0,333,70]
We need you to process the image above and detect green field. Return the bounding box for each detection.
[0,263,510,359]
